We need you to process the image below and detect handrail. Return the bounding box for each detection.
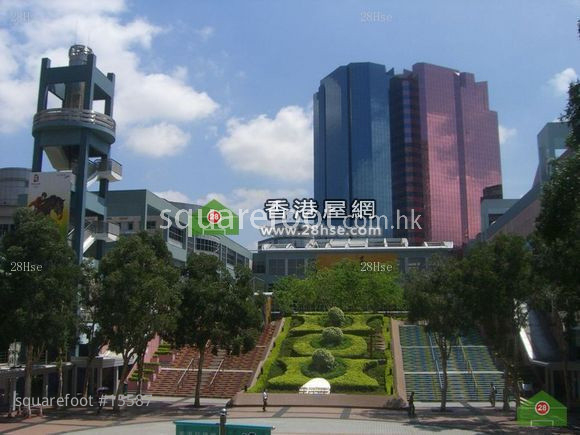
[427,332,443,390]
[208,358,224,387]
[176,356,196,389]
[458,336,479,394]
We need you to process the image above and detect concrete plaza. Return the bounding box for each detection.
[0,396,576,434]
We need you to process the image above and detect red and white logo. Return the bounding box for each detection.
[535,400,550,416]
[207,209,221,224]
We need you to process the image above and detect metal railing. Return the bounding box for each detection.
[33,108,115,132]
[176,357,196,390]
[458,337,479,394]
[96,158,123,177]
[427,332,443,390]
[208,359,224,387]
[94,221,120,237]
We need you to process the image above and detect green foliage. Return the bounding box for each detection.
[0,208,80,397]
[404,255,470,411]
[301,358,347,379]
[292,333,368,358]
[273,259,404,312]
[171,253,262,405]
[321,327,343,346]
[253,313,394,395]
[268,357,380,392]
[327,307,346,326]
[97,231,180,407]
[311,348,335,372]
[532,81,580,405]
[290,313,372,336]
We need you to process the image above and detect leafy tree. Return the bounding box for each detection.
[463,235,533,410]
[532,80,580,406]
[97,231,179,411]
[78,261,107,398]
[0,208,80,401]
[172,253,262,407]
[404,255,468,412]
[273,259,404,312]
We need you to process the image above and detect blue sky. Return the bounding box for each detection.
[0,0,578,248]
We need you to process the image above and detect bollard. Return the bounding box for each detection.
[219,407,227,435]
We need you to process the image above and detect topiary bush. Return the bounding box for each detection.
[327,307,346,327]
[311,348,335,372]
[321,327,343,346]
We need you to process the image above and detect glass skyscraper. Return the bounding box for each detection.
[412,63,502,245]
[314,62,394,235]
[314,62,502,246]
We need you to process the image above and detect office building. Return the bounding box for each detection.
[314,62,394,234]
[314,62,503,246]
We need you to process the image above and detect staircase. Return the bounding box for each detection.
[399,325,504,401]
[146,321,280,398]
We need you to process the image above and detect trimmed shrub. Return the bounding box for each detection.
[321,327,343,346]
[311,349,335,372]
[292,333,368,358]
[302,357,346,379]
[328,307,346,327]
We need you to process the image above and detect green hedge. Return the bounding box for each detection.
[292,333,368,358]
[290,314,326,335]
[268,357,379,392]
[249,318,291,392]
[342,315,373,336]
[291,314,374,336]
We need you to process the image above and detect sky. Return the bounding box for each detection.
[0,0,578,249]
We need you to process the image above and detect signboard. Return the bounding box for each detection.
[174,420,274,435]
[517,390,567,427]
[27,172,72,236]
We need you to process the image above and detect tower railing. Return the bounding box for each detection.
[33,108,115,132]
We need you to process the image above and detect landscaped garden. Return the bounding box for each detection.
[251,307,395,395]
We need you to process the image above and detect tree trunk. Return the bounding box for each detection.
[502,366,510,411]
[194,347,205,407]
[113,358,129,412]
[24,343,34,399]
[57,348,64,400]
[137,352,145,396]
[440,354,448,412]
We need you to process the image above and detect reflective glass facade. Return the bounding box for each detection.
[413,63,501,245]
[389,73,425,244]
[314,63,394,235]
[314,62,502,246]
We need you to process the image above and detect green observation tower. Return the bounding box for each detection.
[31,45,121,262]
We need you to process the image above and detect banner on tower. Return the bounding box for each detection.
[27,172,72,236]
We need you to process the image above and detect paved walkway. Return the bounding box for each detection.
[0,396,577,434]
[232,392,404,409]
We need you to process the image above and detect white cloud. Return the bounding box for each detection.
[196,187,309,212]
[126,123,190,157]
[217,106,313,181]
[548,68,578,96]
[195,26,214,41]
[498,125,517,145]
[154,190,192,203]
[0,0,218,152]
